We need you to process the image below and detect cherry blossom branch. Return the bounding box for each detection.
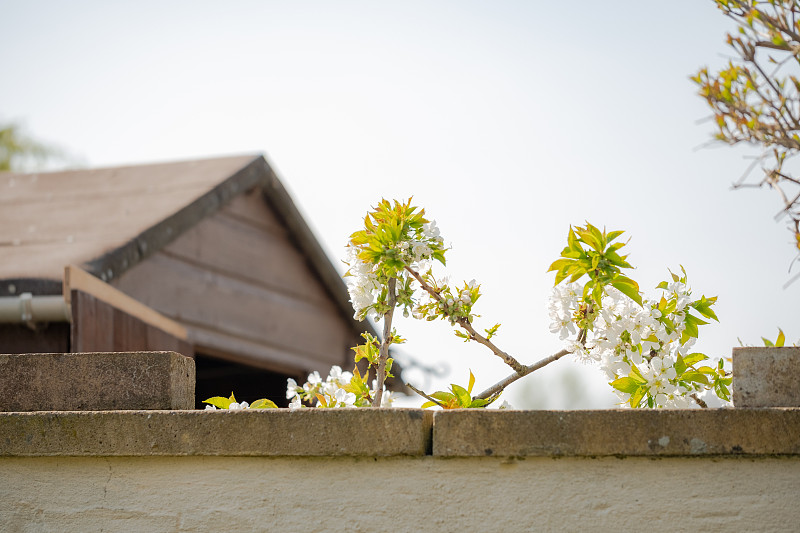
[407,383,443,407]
[373,277,396,407]
[474,327,586,400]
[404,265,526,374]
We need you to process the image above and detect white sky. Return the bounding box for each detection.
[1,1,797,408]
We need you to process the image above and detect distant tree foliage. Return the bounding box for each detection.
[694,0,800,260]
[0,122,61,172]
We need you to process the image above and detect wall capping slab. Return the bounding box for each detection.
[0,409,432,457]
[2,408,799,458]
[433,408,800,457]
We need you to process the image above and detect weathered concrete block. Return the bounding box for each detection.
[0,351,195,411]
[0,408,433,456]
[733,347,800,407]
[432,409,800,457]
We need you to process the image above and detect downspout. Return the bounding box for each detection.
[0,293,71,329]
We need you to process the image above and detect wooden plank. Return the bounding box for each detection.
[162,207,330,303]
[113,307,148,352]
[219,187,286,235]
[70,290,192,356]
[112,253,349,361]
[146,327,194,358]
[65,265,187,340]
[0,323,70,354]
[70,291,96,352]
[71,291,114,352]
[92,294,114,351]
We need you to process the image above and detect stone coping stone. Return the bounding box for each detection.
[1,408,799,458]
[733,347,800,407]
[433,408,800,457]
[0,409,433,457]
[0,352,195,411]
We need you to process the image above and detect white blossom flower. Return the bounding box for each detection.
[550,317,576,340]
[334,388,357,407]
[204,404,217,411]
[286,378,299,400]
[380,389,394,407]
[411,240,432,261]
[422,221,441,242]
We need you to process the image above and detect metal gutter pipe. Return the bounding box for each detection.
[0,293,71,325]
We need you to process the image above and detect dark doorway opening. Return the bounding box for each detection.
[194,354,298,409]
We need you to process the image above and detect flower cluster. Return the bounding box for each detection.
[549,274,729,408]
[202,393,277,410]
[344,199,446,321]
[205,401,250,411]
[414,277,481,326]
[344,245,381,321]
[286,366,394,409]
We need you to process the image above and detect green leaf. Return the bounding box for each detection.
[451,384,472,407]
[682,353,708,367]
[682,371,710,386]
[203,396,233,409]
[578,228,602,252]
[431,391,456,403]
[421,401,438,409]
[777,328,786,347]
[629,386,645,408]
[656,281,669,290]
[467,370,476,395]
[675,355,687,375]
[567,227,578,251]
[610,276,642,305]
[691,296,719,322]
[468,398,490,408]
[611,377,641,394]
[547,258,575,273]
[250,398,278,409]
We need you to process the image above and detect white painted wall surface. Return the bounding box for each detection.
[2,456,798,532]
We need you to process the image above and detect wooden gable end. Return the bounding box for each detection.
[111,186,356,375]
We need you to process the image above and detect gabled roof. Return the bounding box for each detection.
[0,155,368,336]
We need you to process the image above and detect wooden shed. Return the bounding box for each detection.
[0,155,378,407]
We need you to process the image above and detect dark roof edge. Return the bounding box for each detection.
[0,278,62,297]
[85,155,268,283]
[254,157,377,340]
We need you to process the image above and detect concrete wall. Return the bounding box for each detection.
[3,455,798,532]
[1,408,799,532]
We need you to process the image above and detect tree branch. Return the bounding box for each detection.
[404,265,525,373]
[473,325,588,400]
[407,383,443,407]
[474,347,572,400]
[373,277,396,407]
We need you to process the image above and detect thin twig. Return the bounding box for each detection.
[407,383,443,407]
[373,277,396,407]
[404,265,525,373]
[474,348,571,400]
